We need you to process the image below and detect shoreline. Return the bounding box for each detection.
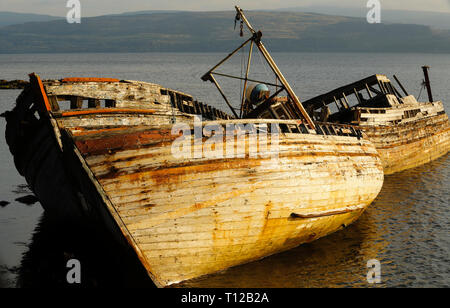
[0,80,29,89]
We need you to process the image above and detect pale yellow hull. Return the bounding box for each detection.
[12,76,384,287]
[362,113,450,175]
[68,126,384,287]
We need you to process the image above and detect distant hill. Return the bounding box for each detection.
[281,6,450,30]
[1,10,450,53]
[0,11,61,27]
[110,10,185,16]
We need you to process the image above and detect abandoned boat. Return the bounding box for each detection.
[2,7,384,287]
[302,70,450,175]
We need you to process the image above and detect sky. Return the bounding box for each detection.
[1,0,450,17]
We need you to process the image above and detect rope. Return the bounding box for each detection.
[240,43,244,106]
[257,49,272,81]
[418,83,425,100]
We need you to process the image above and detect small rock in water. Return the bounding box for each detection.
[12,184,31,194]
[0,201,10,208]
[15,195,39,205]
[0,79,29,89]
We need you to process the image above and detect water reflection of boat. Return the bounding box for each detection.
[2,7,384,287]
[14,157,447,288]
[16,214,154,288]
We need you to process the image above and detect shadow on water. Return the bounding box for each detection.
[0,185,34,208]
[0,264,14,288]
[14,195,39,206]
[15,214,155,288]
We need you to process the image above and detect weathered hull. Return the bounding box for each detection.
[4,76,384,287]
[302,74,450,175]
[66,125,384,287]
[4,90,84,221]
[361,113,450,175]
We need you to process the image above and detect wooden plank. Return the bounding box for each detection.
[62,77,120,83]
[70,96,83,109]
[303,75,385,111]
[199,103,207,118]
[59,108,157,117]
[88,98,101,108]
[48,96,60,111]
[175,94,184,113]
[71,122,384,286]
[365,84,374,99]
[105,99,115,108]
[341,93,350,109]
[207,105,214,119]
[29,73,52,112]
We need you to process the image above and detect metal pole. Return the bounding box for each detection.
[209,74,239,118]
[202,37,253,81]
[235,6,316,129]
[240,40,254,118]
[211,72,280,87]
[393,75,409,97]
[421,66,434,102]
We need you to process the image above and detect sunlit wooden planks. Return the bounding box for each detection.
[72,125,384,287]
[362,113,450,174]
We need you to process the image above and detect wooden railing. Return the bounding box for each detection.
[314,122,363,138]
[185,119,363,138]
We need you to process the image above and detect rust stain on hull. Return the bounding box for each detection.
[75,129,177,156]
[70,126,384,287]
[363,114,450,174]
[302,74,450,175]
[5,73,385,288]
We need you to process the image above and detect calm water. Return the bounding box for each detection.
[0,52,449,288]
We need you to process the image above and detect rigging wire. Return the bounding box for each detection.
[256,47,281,95]
[418,81,425,100]
[240,42,244,107]
[257,48,272,82]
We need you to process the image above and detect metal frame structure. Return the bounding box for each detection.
[201,6,316,129]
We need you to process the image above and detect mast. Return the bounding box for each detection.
[421,66,434,103]
[202,6,316,129]
[234,6,315,129]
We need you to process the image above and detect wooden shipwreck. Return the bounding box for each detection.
[2,7,384,287]
[302,70,450,175]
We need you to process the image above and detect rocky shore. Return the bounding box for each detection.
[0,79,29,89]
